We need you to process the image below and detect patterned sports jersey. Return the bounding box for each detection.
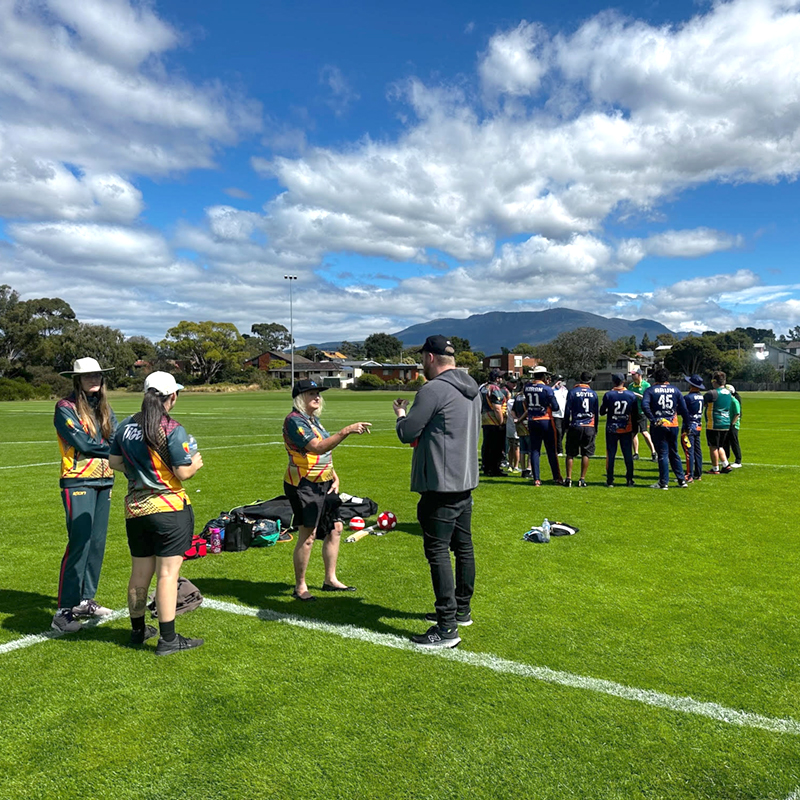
[523,381,557,421]
[684,391,704,433]
[283,410,334,485]
[110,414,192,518]
[54,396,117,485]
[564,384,598,429]
[703,388,733,430]
[599,388,638,434]
[642,383,688,428]
[479,383,505,426]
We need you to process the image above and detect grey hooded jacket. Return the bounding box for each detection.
[395,368,481,493]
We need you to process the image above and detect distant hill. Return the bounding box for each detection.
[310,308,673,354]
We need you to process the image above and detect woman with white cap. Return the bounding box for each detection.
[109,371,204,655]
[52,357,118,633]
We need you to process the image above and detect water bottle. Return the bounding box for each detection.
[541,518,551,543]
[186,435,198,455]
[209,527,222,554]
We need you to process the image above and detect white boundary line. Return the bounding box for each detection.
[5,598,798,739]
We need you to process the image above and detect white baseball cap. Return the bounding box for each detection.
[144,371,184,395]
[59,357,113,376]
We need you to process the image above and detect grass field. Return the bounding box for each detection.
[1,389,799,800]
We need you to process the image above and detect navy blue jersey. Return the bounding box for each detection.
[599,388,638,434]
[642,383,688,428]
[683,391,704,433]
[523,381,556,421]
[564,384,598,429]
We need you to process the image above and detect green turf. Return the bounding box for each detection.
[1,390,799,799]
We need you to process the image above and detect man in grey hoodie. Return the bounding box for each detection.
[394,335,481,648]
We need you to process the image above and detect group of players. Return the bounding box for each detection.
[479,366,743,490]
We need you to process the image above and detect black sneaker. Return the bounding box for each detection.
[563,478,572,488]
[520,469,531,478]
[410,625,461,648]
[155,633,205,656]
[130,624,158,645]
[677,479,689,488]
[626,479,635,487]
[651,454,658,462]
[606,482,615,487]
[424,611,473,627]
[720,465,733,474]
[578,478,587,488]
[633,454,640,461]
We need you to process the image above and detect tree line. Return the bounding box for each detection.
[2,282,798,400]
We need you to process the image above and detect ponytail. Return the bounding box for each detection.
[139,389,170,451]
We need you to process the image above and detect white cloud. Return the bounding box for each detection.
[623,228,743,260]
[479,21,548,99]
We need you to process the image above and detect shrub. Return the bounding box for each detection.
[385,378,404,386]
[405,376,426,391]
[354,373,384,390]
[0,378,37,401]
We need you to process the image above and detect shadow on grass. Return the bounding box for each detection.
[392,521,422,538]
[194,577,421,639]
[0,589,57,634]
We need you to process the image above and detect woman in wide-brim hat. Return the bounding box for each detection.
[282,379,372,601]
[51,358,118,633]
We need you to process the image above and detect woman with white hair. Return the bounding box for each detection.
[283,380,371,601]
[109,371,204,655]
[52,357,118,634]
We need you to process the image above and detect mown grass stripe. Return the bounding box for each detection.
[201,599,800,737]
[4,598,800,738]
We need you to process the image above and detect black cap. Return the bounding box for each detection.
[611,372,626,386]
[579,371,594,383]
[420,335,455,356]
[292,379,330,398]
[489,368,502,381]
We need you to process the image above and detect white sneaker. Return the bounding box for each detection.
[72,599,113,618]
[649,483,668,490]
[730,463,742,468]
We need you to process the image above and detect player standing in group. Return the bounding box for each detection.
[726,384,743,468]
[551,375,568,456]
[109,372,204,655]
[394,336,481,649]
[642,368,689,490]
[629,368,657,462]
[510,381,530,476]
[682,375,706,482]
[52,358,118,633]
[479,369,506,477]
[703,372,735,475]
[563,372,598,488]
[523,366,562,486]
[282,380,372,601]
[599,373,639,487]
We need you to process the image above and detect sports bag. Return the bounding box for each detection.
[230,497,294,530]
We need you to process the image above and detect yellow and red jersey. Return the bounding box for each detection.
[110,414,192,518]
[54,396,116,486]
[283,410,334,486]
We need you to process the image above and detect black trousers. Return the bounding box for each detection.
[417,491,475,629]
[553,417,565,453]
[481,425,505,475]
[727,428,742,463]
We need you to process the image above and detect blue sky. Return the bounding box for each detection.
[2,0,799,344]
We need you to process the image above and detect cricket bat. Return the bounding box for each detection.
[345,525,376,543]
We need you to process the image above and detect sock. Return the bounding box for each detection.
[159,619,176,641]
[721,459,729,467]
[130,615,145,633]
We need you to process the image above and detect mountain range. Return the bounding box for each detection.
[313,308,673,354]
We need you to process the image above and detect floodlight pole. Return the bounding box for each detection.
[284,275,297,390]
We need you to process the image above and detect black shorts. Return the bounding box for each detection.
[126,506,194,558]
[636,416,649,433]
[566,427,596,457]
[519,435,531,455]
[706,429,729,448]
[284,478,332,530]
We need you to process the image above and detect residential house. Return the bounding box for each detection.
[361,363,422,382]
[482,353,539,376]
[754,342,800,375]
